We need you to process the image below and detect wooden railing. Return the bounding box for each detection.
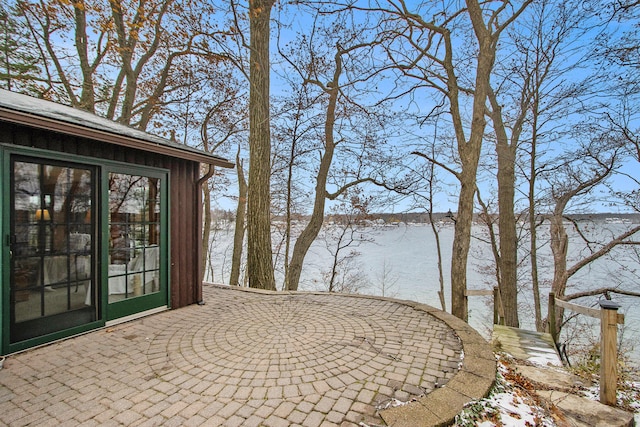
[465,286,505,326]
[466,288,624,405]
[548,293,625,406]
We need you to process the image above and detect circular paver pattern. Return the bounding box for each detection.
[146,286,463,426]
[0,284,495,427]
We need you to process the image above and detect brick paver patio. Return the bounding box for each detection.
[0,284,495,426]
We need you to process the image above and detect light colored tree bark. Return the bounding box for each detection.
[284,45,342,292]
[547,142,631,334]
[230,153,247,287]
[380,0,531,321]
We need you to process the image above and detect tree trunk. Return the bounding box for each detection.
[230,155,247,287]
[283,107,298,290]
[428,205,446,311]
[450,172,476,322]
[109,0,135,122]
[284,48,342,292]
[529,182,543,331]
[424,151,446,311]
[440,0,517,321]
[73,1,95,113]
[549,208,569,334]
[490,95,520,327]
[529,103,543,331]
[285,156,329,291]
[449,0,497,321]
[247,0,276,290]
[496,144,519,327]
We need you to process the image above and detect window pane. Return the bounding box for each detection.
[108,173,161,302]
[11,159,95,343]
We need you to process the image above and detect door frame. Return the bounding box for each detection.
[102,164,170,321]
[1,145,170,355]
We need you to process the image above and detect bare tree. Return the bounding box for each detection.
[525,0,640,335]
[282,38,345,292]
[275,11,397,292]
[481,0,597,327]
[374,259,400,298]
[318,192,374,294]
[515,0,599,331]
[15,0,228,130]
[545,135,640,334]
[195,73,246,281]
[377,0,532,321]
[230,151,247,287]
[410,134,450,311]
[269,79,321,288]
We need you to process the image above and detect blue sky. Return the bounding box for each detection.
[9,0,637,215]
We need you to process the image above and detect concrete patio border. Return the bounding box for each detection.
[377,300,497,426]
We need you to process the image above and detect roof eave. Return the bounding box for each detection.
[0,107,235,169]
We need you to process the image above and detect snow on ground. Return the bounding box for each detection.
[453,354,640,426]
[454,356,557,427]
[582,380,640,425]
[523,347,563,367]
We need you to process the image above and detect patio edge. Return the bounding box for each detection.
[204,283,497,427]
[379,301,496,427]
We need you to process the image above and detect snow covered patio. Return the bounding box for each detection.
[0,283,495,426]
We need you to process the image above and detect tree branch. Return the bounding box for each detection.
[565,287,640,301]
[567,224,640,278]
[411,151,461,180]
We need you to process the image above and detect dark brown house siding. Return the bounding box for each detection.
[169,156,202,308]
[1,121,203,308]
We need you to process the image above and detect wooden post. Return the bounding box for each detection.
[599,300,620,406]
[493,286,499,325]
[548,293,557,345]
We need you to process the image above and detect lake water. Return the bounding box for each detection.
[207,221,640,367]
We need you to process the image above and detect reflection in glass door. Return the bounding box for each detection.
[107,172,163,316]
[9,158,96,344]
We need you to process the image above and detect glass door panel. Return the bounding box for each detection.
[10,158,96,344]
[107,171,165,319]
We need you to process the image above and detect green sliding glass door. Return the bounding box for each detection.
[4,151,169,353]
[8,156,97,347]
[105,169,168,321]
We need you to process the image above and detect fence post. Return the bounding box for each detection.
[548,293,557,345]
[599,300,620,406]
[493,286,499,325]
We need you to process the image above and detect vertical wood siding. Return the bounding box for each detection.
[169,157,201,308]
